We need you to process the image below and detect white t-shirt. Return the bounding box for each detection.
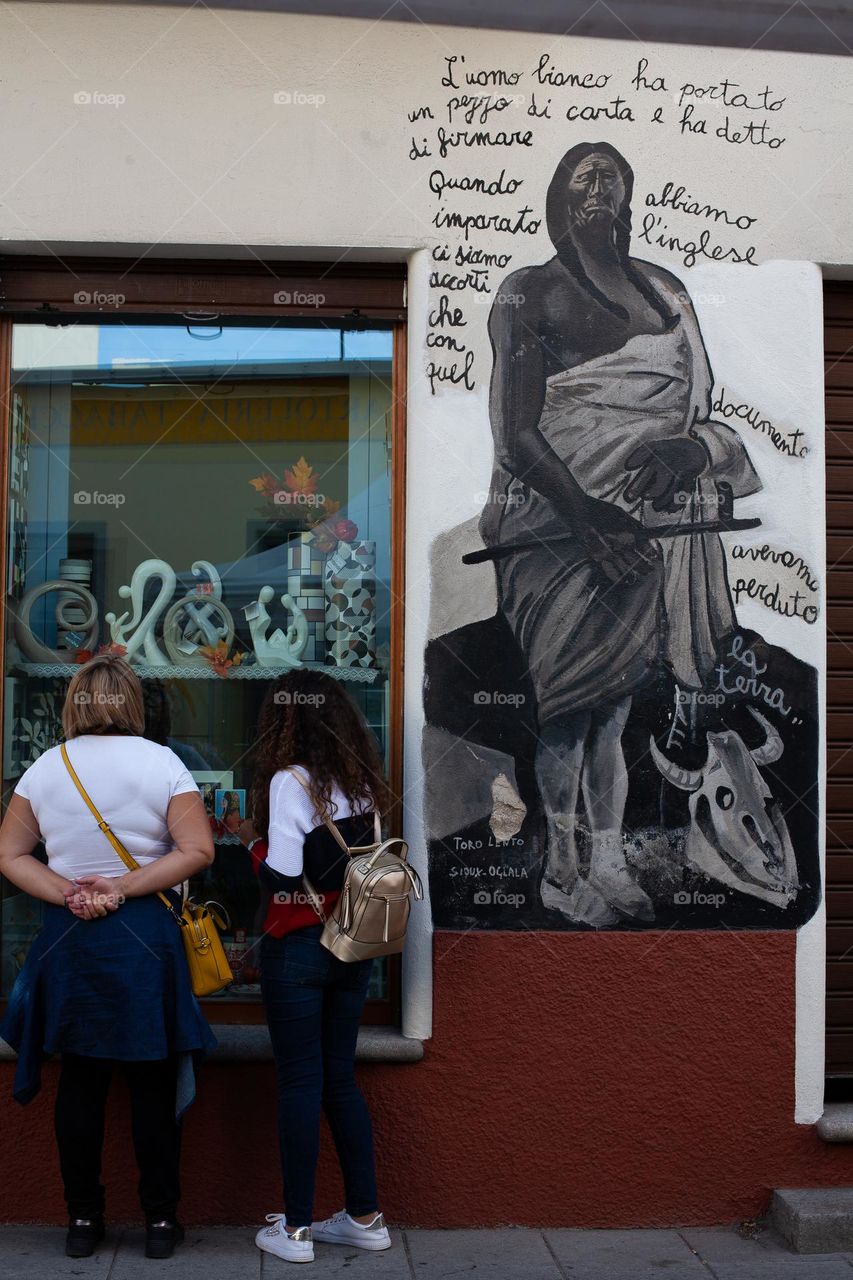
[15,735,199,881]
[266,766,366,877]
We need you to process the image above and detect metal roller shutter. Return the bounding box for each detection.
[826,280,853,1080]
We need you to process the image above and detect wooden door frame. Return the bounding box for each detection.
[0,316,13,774]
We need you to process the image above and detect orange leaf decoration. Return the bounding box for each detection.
[250,473,279,497]
[197,642,247,677]
[198,641,234,677]
[323,497,341,516]
[283,456,318,496]
[311,520,338,554]
[74,649,94,665]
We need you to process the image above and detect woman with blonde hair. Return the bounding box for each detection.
[0,655,216,1260]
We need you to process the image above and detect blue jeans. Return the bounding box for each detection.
[260,925,379,1227]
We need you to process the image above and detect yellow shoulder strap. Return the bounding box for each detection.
[60,742,177,915]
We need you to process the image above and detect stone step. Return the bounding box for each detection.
[771,1187,853,1253]
[818,1103,853,1142]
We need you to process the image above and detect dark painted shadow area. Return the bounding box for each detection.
[425,616,820,932]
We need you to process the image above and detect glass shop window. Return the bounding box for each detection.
[1,320,396,1013]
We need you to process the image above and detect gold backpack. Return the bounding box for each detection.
[291,770,423,962]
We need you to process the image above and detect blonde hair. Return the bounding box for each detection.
[62,654,146,739]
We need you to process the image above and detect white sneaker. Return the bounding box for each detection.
[311,1209,391,1251]
[255,1214,314,1263]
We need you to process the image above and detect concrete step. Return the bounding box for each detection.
[817,1104,853,1142]
[771,1187,853,1253]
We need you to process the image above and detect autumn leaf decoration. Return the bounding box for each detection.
[249,456,318,507]
[249,458,355,547]
[248,473,279,499]
[198,642,245,678]
[283,456,318,496]
[250,458,342,526]
[311,522,339,554]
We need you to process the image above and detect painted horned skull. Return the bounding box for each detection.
[650,707,799,908]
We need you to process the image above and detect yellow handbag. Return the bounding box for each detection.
[60,743,233,997]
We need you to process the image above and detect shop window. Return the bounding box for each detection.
[0,317,401,1022]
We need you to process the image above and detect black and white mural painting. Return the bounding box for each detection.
[421,137,821,932]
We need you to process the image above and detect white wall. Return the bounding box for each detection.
[0,5,849,266]
[0,2,847,1084]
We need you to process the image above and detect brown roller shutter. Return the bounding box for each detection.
[0,256,406,321]
[826,281,853,1080]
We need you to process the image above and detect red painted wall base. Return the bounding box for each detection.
[2,930,852,1227]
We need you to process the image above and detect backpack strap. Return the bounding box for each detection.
[287,768,382,849]
[287,768,382,927]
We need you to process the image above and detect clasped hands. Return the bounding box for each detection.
[65,875,126,920]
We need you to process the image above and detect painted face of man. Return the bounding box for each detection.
[566,153,625,228]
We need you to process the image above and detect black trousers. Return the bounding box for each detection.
[54,1052,182,1222]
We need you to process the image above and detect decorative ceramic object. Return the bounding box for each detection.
[105,558,176,666]
[242,587,308,668]
[163,596,236,666]
[160,561,234,666]
[187,560,224,604]
[57,558,94,652]
[324,540,376,668]
[14,580,99,663]
[286,532,327,664]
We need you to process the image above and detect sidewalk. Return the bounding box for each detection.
[4,1223,853,1279]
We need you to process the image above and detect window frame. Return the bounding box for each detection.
[0,257,407,1026]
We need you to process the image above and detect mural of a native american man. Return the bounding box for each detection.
[423,142,821,933]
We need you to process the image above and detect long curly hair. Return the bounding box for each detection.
[250,669,392,836]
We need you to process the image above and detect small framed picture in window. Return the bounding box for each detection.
[216,788,246,835]
[191,771,234,836]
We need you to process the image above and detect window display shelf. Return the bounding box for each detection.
[14,661,383,684]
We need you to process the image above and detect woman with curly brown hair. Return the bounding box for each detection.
[240,669,393,1265]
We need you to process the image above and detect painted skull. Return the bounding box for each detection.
[650,707,799,908]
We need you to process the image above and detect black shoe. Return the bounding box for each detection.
[145,1219,185,1260]
[65,1216,105,1257]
